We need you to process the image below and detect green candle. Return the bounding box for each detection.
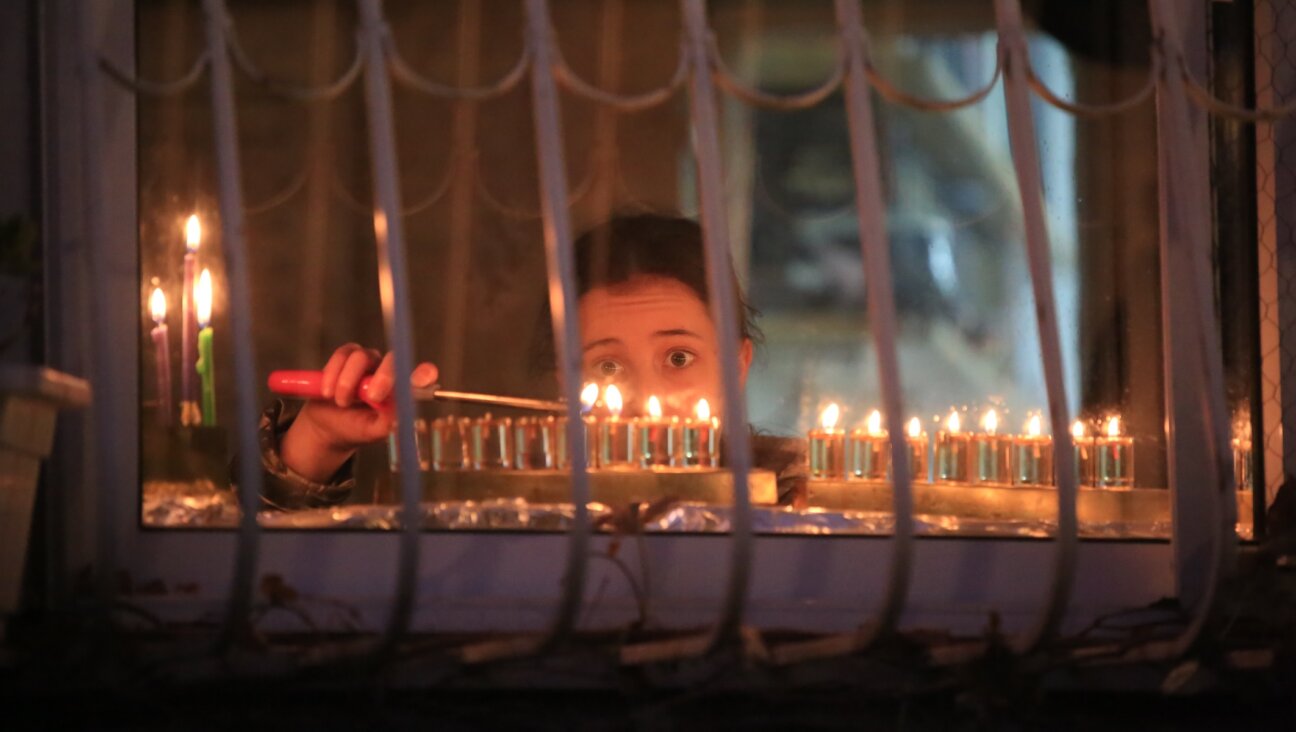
[195,268,216,426]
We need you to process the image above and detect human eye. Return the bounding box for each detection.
[664,349,696,370]
[595,358,624,377]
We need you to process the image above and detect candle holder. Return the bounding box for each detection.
[513,416,562,470]
[387,418,431,472]
[1233,437,1253,491]
[635,415,680,468]
[583,414,600,469]
[596,416,636,469]
[905,418,930,483]
[808,403,845,479]
[633,395,677,468]
[847,428,888,481]
[1072,421,1096,487]
[933,433,970,482]
[679,416,720,469]
[1232,415,1253,492]
[431,416,468,471]
[1011,441,1052,487]
[846,410,887,481]
[970,410,1011,485]
[1094,416,1134,489]
[1008,415,1052,486]
[554,416,573,469]
[933,411,970,483]
[971,434,1011,484]
[468,415,512,470]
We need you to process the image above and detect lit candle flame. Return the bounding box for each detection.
[604,384,623,417]
[195,269,213,328]
[907,417,922,438]
[820,402,840,431]
[981,408,999,435]
[866,409,883,436]
[647,395,662,419]
[696,398,711,422]
[1071,420,1086,439]
[580,382,599,411]
[185,214,202,253]
[1027,414,1042,438]
[149,287,167,324]
[946,410,961,434]
[1105,415,1121,438]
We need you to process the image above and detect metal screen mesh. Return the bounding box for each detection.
[1254,0,1295,504]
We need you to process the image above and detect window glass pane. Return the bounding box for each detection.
[136,0,1243,539]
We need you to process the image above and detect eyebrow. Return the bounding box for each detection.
[583,337,622,353]
[653,329,703,339]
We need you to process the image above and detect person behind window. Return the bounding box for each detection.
[257,213,805,509]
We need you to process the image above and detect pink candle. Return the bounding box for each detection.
[149,287,173,427]
[179,215,201,426]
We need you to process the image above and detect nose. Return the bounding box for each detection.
[620,372,672,416]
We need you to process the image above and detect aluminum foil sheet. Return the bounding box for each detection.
[141,480,1190,538]
[142,479,240,527]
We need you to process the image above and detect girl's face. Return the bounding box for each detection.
[578,276,752,418]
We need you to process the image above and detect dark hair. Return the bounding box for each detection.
[531,213,762,374]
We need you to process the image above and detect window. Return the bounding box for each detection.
[128,0,1252,544]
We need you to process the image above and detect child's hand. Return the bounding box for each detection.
[279,343,438,481]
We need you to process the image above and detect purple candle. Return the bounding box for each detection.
[149,287,173,427]
[180,214,201,426]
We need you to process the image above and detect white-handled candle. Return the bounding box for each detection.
[149,287,173,427]
[194,268,216,427]
[180,215,202,426]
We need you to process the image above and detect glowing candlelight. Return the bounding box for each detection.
[580,382,600,414]
[635,395,678,468]
[1232,417,1253,492]
[1071,420,1095,486]
[581,383,600,467]
[809,402,846,479]
[971,408,1011,484]
[848,409,888,481]
[680,398,720,468]
[148,287,173,427]
[194,268,216,426]
[934,409,970,482]
[906,416,929,483]
[1011,413,1054,486]
[180,215,202,426]
[596,384,635,468]
[1094,415,1134,488]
